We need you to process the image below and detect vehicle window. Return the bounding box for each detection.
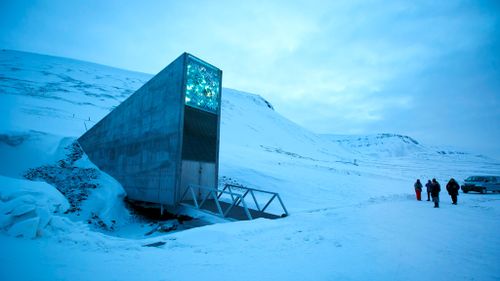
[467,176,486,182]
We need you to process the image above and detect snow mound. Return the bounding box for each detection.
[0,175,69,238]
[0,128,131,233]
[73,154,131,229]
[0,131,65,178]
[21,139,131,230]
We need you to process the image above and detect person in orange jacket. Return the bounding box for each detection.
[414,179,423,201]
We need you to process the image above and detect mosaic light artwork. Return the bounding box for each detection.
[184,56,221,113]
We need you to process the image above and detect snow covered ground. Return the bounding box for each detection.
[1,49,499,281]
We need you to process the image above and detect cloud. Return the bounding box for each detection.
[1,0,499,157]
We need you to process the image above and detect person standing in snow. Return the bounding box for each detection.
[414,179,423,201]
[425,180,432,201]
[446,178,460,205]
[431,178,441,208]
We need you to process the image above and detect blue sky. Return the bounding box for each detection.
[1,0,499,158]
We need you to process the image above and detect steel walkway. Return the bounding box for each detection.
[179,184,288,221]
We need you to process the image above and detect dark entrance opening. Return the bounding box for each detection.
[181,106,218,162]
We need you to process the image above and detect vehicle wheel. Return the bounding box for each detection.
[481,188,487,194]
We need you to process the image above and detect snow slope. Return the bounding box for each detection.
[1,50,499,281]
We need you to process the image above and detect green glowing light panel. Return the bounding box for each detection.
[184,55,221,113]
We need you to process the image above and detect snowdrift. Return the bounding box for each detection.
[0,175,69,238]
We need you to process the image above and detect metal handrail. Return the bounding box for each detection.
[222,184,289,216]
[180,184,253,220]
[225,183,280,196]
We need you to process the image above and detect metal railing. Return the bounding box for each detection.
[179,183,288,220]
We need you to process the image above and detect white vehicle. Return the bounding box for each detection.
[461,176,500,193]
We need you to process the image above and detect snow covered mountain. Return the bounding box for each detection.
[323,133,490,160]
[1,49,499,281]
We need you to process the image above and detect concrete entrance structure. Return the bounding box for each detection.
[78,53,222,207]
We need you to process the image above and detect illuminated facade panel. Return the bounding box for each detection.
[185,55,221,113]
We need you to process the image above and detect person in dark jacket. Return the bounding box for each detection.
[431,178,441,208]
[414,179,423,201]
[425,180,432,201]
[446,178,460,205]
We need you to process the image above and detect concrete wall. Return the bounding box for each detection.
[78,54,187,205]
